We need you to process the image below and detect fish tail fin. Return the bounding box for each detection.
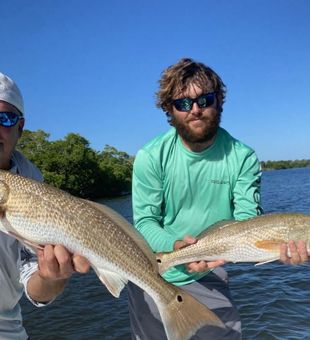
[157,287,225,340]
[156,253,173,274]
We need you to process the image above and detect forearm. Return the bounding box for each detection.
[233,151,263,220]
[135,218,176,252]
[27,271,67,303]
[132,149,178,251]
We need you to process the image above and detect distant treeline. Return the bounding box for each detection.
[17,130,134,199]
[17,130,309,197]
[261,159,310,170]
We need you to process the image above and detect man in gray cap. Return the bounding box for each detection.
[0,72,90,339]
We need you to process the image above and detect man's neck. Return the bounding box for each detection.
[180,135,216,152]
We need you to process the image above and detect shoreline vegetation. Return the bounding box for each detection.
[17,130,133,199]
[18,130,309,199]
[261,159,310,170]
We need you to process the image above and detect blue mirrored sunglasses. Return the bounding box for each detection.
[0,112,24,127]
[172,92,216,112]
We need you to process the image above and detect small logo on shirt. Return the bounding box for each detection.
[210,179,229,185]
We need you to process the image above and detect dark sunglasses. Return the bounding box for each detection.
[0,112,24,127]
[171,92,216,112]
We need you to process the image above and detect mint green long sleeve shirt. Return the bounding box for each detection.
[132,127,262,285]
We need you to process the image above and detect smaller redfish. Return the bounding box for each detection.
[156,213,310,274]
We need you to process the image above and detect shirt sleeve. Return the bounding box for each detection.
[233,150,263,220]
[132,150,176,252]
[20,246,54,307]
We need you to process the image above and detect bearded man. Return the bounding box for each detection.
[127,58,308,339]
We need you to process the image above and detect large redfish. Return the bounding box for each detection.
[0,170,224,340]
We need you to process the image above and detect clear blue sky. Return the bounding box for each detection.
[1,0,309,161]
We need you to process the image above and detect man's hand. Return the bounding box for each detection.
[174,235,225,273]
[27,245,90,303]
[37,244,90,280]
[280,240,309,265]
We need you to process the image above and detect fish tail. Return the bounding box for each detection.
[157,287,225,340]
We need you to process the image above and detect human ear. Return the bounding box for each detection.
[18,119,24,137]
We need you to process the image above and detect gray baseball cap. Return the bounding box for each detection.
[0,72,24,116]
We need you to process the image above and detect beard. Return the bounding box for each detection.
[170,111,221,145]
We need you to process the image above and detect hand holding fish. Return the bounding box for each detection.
[27,245,90,303]
[174,235,225,273]
[37,244,90,279]
[280,240,309,265]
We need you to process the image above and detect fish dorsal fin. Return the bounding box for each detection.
[255,240,284,251]
[198,219,236,238]
[84,200,158,269]
[93,266,128,298]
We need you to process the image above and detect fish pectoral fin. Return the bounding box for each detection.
[8,231,44,251]
[254,240,284,266]
[255,240,284,251]
[255,257,280,266]
[94,267,128,298]
[1,216,44,251]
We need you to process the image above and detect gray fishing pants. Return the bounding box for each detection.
[127,267,241,340]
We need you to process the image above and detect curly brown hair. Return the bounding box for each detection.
[156,58,226,115]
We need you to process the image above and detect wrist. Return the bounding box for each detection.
[27,271,67,303]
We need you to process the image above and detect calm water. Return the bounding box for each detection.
[21,167,310,339]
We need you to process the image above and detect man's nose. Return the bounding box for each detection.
[191,102,202,116]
